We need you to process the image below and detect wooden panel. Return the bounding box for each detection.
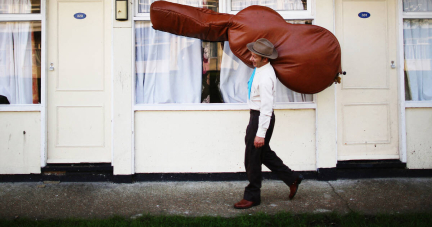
[57,1,104,91]
[342,0,388,89]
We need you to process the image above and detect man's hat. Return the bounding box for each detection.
[247,38,278,59]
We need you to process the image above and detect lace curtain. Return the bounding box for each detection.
[0,0,39,104]
[231,0,305,11]
[135,0,312,104]
[403,0,432,12]
[403,19,432,101]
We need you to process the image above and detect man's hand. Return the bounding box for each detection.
[254,136,265,148]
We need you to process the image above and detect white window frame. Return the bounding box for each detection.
[0,2,46,111]
[132,0,316,111]
[226,0,314,20]
[0,0,47,167]
[399,1,432,107]
[397,0,432,163]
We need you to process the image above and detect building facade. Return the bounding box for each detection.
[1,0,431,178]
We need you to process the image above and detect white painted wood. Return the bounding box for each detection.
[402,12,432,18]
[335,0,399,160]
[134,109,316,172]
[133,103,316,111]
[337,154,400,161]
[0,112,41,174]
[314,0,338,169]
[47,0,112,163]
[0,105,42,111]
[41,0,48,167]
[112,27,133,174]
[0,14,42,21]
[398,0,407,163]
[405,102,432,108]
[405,108,432,169]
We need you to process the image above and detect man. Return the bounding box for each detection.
[234,38,304,209]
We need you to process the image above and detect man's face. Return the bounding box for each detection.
[250,52,268,68]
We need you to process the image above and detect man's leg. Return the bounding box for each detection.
[243,110,262,204]
[262,114,299,186]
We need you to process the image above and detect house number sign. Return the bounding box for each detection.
[74,13,86,19]
[358,12,370,18]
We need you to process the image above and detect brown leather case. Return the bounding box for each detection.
[150,1,342,94]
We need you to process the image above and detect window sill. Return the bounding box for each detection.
[405,101,432,108]
[133,103,316,111]
[0,105,43,112]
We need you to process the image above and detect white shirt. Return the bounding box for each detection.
[247,63,276,138]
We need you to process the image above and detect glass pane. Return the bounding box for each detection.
[201,41,223,103]
[286,19,312,24]
[232,0,306,11]
[403,0,432,12]
[138,0,219,14]
[135,18,314,104]
[0,0,41,14]
[403,19,432,101]
[0,21,42,104]
[135,21,204,104]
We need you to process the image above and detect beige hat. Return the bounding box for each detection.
[246,38,278,59]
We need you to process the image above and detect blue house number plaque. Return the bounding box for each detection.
[358,12,370,18]
[74,13,86,19]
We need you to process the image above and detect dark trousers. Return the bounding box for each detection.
[243,110,298,203]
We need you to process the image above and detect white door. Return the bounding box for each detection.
[336,0,399,160]
[47,0,111,163]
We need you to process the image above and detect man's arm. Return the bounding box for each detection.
[254,74,274,148]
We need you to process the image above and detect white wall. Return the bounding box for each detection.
[0,112,41,174]
[112,0,133,175]
[406,108,432,169]
[134,110,316,172]
[315,0,337,168]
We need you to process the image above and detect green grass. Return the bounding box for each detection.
[1,212,432,227]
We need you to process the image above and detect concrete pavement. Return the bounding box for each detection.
[1,178,432,219]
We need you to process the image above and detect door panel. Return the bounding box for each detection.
[47,0,111,163]
[336,0,399,160]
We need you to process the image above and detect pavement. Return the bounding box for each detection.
[1,178,432,220]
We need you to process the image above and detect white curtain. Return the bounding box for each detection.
[0,0,33,104]
[403,19,432,101]
[220,42,312,103]
[231,0,305,11]
[403,0,432,12]
[0,0,33,14]
[138,0,205,13]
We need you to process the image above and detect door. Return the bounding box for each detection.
[336,0,399,160]
[47,0,111,163]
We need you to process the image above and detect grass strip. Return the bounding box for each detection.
[1,212,432,227]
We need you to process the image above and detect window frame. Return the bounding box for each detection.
[132,0,316,111]
[399,1,432,106]
[0,0,46,111]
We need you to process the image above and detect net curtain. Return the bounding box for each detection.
[0,0,34,104]
[403,19,432,101]
[135,0,312,104]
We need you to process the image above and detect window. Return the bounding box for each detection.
[402,0,432,101]
[0,0,41,14]
[231,0,306,11]
[0,0,42,105]
[134,0,314,105]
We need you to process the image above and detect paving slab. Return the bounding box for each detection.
[0,178,431,220]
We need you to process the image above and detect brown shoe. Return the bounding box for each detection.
[234,199,260,209]
[289,174,304,200]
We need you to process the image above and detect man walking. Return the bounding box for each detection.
[234,38,303,209]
